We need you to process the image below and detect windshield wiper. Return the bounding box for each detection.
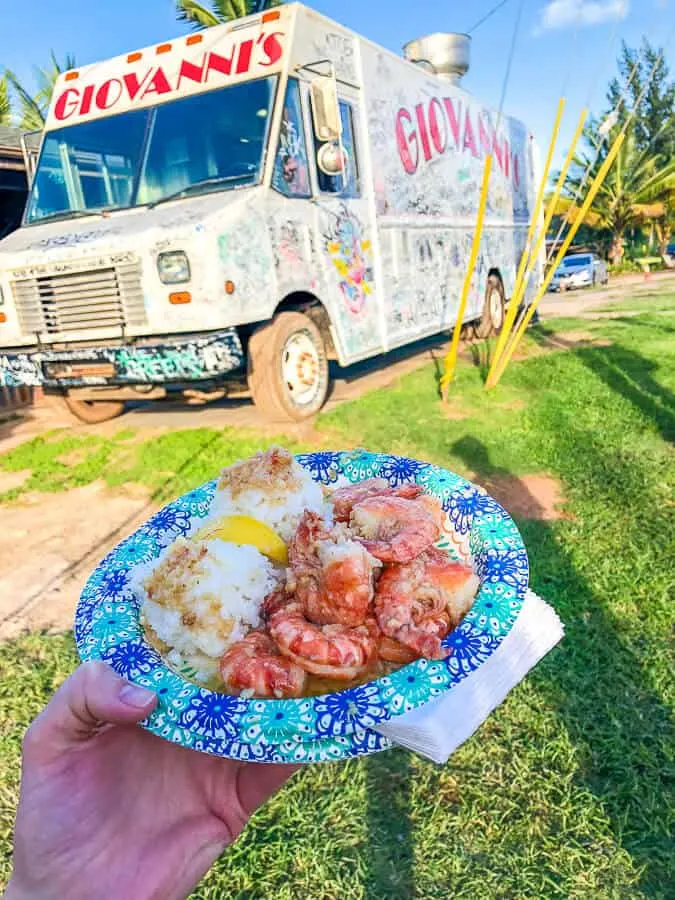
[29,208,107,226]
[147,174,254,209]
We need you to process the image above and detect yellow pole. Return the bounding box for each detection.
[537,107,589,266]
[491,130,625,384]
[440,154,493,395]
[488,97,566,380]
[487,105,588,387]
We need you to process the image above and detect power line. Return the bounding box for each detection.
[495,0,525,127]
[467,0,512,36]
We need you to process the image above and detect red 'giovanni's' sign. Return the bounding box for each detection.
[52,30,285,123]
[396,95,522,186]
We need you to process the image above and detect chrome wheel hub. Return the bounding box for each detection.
[281,330,321,407]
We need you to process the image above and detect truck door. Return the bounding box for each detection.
[307,91,384,365]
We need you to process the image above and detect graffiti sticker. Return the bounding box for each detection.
[325,207,374,317]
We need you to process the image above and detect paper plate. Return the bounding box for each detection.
[74,451,529,763]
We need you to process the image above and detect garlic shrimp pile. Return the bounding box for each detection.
[218,476,479,699]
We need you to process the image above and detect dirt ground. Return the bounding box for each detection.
[0,482,159,641]
[0,272,671,640]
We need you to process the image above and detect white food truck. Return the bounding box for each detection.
[0,4,542,422]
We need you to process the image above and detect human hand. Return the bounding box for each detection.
[5,661,298,900]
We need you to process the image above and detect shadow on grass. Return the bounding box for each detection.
[576,344,675,442]
[529,328,675,443]
[608,317,675,333]
[363,751,415,899]
[450,426,673,894]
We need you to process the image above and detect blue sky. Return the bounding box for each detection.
[1,0,672,168]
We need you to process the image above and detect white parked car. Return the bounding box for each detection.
[549,253,608,291]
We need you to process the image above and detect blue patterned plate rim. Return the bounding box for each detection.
[74,450,529,762]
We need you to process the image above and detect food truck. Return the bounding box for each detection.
[0,3,543,422]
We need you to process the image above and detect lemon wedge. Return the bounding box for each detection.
[192,515,288,565]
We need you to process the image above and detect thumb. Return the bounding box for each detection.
[24,660,157,764]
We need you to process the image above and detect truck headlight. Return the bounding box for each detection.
[157,251,191,285]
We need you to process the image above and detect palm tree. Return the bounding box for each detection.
[653,188,675,259]
[176,0,279,28]
[4,51,76,131]
[557,122,675,263]
[0,76,11,126]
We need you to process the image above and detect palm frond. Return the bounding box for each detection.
[0,76,11,126]
[175,0,278,28]
[635,159,675,201]
[4,68,45,130]
[175,0,225,28]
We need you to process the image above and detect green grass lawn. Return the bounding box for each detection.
[589,288,675,315]
[1,300,674,898]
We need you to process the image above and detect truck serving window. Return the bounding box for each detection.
[314,100,360,198]
[272,79,311,198]
[25,77,277,224]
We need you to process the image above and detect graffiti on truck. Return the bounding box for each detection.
[325,207,374,317]
[0,331,243,388]
[218,212,274,309]
[0,354,42,388]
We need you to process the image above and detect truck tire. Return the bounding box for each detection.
[475,275,505,339]
[247,311,329,422]
[62,392,125,424]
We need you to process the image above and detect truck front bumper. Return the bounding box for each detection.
[0,329,244,389]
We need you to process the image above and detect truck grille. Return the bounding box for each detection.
[10,259,146,337]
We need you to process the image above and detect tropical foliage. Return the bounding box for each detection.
[555,40,675,262]
[175,0,279,28]
[3,52,76,131]
[556,126,675,262]
[0,77,10,127]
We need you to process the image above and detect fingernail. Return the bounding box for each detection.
[119,682,156,709]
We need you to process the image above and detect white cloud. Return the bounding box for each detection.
[536,0,630,32]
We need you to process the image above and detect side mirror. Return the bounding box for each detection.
[316,142,347,177]
[309,76,342,143]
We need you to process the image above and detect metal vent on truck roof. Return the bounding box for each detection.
[403,33,471,85]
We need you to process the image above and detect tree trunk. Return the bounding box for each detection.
[609,232,625,264]
[655,219,671,256]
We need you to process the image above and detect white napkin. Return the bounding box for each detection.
[374,590,564,764]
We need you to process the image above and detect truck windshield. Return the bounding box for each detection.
[25,76,277,224]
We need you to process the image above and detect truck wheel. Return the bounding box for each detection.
[248,311,329,421]
[475,275,505,339]
[62,392,125,424]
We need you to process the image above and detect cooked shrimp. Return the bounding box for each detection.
[374,548,478,659]
[330,478,423,522]
[288,510,380,627]
[377,636,418,664]
[219,631,306,698]
[268,596,378,680]
[349,494,444,564]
